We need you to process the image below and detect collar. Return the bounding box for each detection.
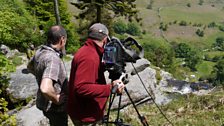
[41,45,63,58]
[85,38,104,56]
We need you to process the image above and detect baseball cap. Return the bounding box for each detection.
[88,23,109,40]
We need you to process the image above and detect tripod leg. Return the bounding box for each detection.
[115,94,122,125]
[104,93,116,126]
[124,87,149,126]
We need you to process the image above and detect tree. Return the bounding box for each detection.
[143,40,174,69]
[126,22,141,36]
[185,50,201,71]
[113,20,127,34]
[212,59,224,85]
[214,37,224,51]
[0,0,41,51]
[71,0,139,23]
[175,43,191,58]
[53,0,61,25]
[24,0,80,53]
[174,43,201,70]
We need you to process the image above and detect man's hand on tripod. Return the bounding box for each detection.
[112,80,125,94]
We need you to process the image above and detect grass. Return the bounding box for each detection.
[205,51,224,58]
[196,61,216,75]
[160,5,224,25]
[110,88,224,126]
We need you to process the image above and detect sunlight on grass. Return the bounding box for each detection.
[160,5,224,25]
[196,61,215,76]
[111,89,224,126]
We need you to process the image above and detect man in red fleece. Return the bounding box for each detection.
[68,23,124,125]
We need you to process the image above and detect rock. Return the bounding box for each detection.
[0,44,19,58]
[111,66,173,109]
[125,58,150,75]
[7,59,72,103]
[8,64,37,103]
[16,105,49,126]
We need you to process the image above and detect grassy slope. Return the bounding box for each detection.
[109,88,224,126]
[134,0,224,80]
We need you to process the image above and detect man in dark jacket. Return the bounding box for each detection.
[28,25,68,126]
[68,23,124,125]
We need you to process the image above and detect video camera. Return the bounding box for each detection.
[103,37,144,81]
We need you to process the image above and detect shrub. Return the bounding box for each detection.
[187,3,191,7]
[0,53,16,125]
[196,29,204,37]
[113,20,127,34]
[159,22,168,31]
[219,25,224,32]
[179,20,187,26]
[208,22,216,28]
[126,22,141,36]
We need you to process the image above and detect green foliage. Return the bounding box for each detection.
[196,29,204,37]
[179,20,187,26]
[155,68,162,85]
[8,56,23,66]
[187,3,191,7]
[185,50,202,71]
[146,0,154,9]
[159,22,168,31]
[214,37,224,51]
[0,0,41,51]
[71,0,141,38]
[113,20,127,34]
[198,0,204,5]
[126,22,141,36]
[0,54,16,125]
[212,59,224,86]
[24,0,80,54]
[208,22,217,28]
[113,21,141,36]
[218,25,224,32]
[175,43,191,58]
[174,43,202,71]
[143,38,174,69]
[71,0,139,22]
[110,90,224,125]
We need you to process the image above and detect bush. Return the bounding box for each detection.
[179,20,187,26]
[208,22,216,28]
[219,25,224,32]
[0,53,16,125]
[159,22,168,31]
[126,22,141,36]
[143,40,174,69]
[212,59,224,86]
[213,37,224,51]
[196,29,204,37]
[187,3,191,7]
[113,20,127,34]
[0,0,42,52]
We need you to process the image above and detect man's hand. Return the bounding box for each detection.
[112,80,125,94]
[56,93,67,105]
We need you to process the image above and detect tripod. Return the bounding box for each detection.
[102,74,149,126]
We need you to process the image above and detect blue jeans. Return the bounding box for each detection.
[43,111,68,126]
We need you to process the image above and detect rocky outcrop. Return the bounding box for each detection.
[108,58,174,109]
[8,57,212,126]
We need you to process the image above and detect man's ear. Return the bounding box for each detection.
[60,36,65,45]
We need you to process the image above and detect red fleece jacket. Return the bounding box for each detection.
[67,39,111,122]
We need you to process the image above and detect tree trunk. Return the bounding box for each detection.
[96,4,101,23]
[53,0,61,25]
